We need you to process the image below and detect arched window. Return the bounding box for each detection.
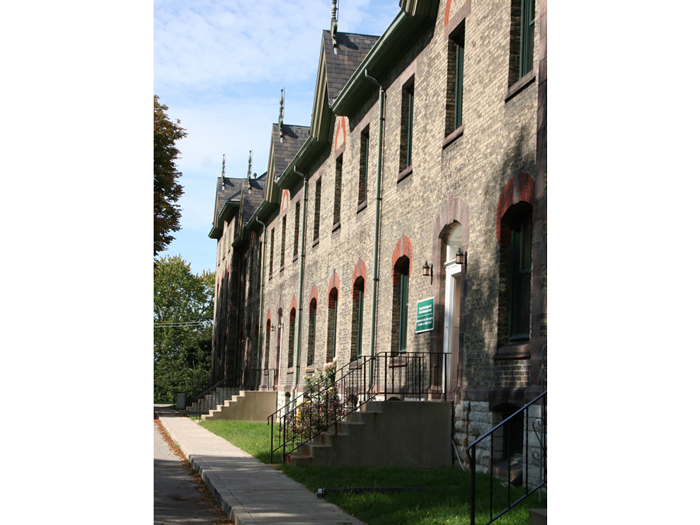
[264,319,271,369]
[307,299,317,366]
[392,257,410,354]
[497,203,533,347]
[351,277,365,361]
[326,288,338,362]
[288,307,296,368]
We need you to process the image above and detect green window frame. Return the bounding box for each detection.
[331,296,337,359]
[307,300,316,366]
[333,156,343,227]
[454,36,464,130]
[398,259,409,353]
[359,128,369,205]
[406,89,414,168]
[357,286,364,357]
[519,0,535,78]
[509,211,532,341]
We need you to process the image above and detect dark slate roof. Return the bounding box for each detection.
[271,124,310,181]
[243,172,267,225]
[214,177,242,219]
[323,30,379,105]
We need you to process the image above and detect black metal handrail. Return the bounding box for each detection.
[466,390,547,525]
[268,351,451,463]
[243,368,278,391]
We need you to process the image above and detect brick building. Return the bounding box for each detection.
[208,0,546,469]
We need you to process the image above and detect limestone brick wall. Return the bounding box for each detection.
[234,0,546,461]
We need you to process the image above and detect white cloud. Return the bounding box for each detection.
[155,0,401,271]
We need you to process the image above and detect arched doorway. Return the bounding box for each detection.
[443,224,462,394]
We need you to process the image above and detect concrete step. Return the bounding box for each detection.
[529,508,546,525]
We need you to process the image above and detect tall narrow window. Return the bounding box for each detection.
[313,178,322,241]
[520,0,535,79]
[333,156,342,227]
[400,78,415,173]
[509,210,532,341]
[293,201,300,260]
[446,23,465,135]
[358,127,369,206]
[307,299,317,366]
[509,0,535,85]
[265,319,271,369]
[351,278,365,361]
[288,308,296,368]
[268,228,274,279]
[326,288,338,362]
[280,216,286,269]
[392,257,410,354]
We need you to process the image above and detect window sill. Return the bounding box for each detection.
[332,221,341,233]
[349,358,364,370]
[443,124,465,149]
[494,341,531,360]
[505,70,536,102]
[357,200,367,214]
[279,264,285,273]
[292,255,298,263]
[287,367,295,374]
[312,237,319,248]
[397,165,413,183]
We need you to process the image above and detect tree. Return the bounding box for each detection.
[154,255,214,404]
[154,95,187,258]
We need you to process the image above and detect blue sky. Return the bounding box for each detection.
[155,0,402,276]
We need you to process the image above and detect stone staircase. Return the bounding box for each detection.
[285,400,453,468]
[186,387,239,417]
[200,390,277,422]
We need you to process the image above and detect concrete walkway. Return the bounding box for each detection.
[158,413,364,525]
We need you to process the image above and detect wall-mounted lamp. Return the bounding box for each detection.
[422,261,433,284]
[455,247,465,265]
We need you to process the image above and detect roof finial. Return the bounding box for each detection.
[331,0,338,48]
[221,153,226,189]
[245,150,252,193]
[278,88,284,142]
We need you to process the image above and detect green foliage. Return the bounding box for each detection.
[154,95,187,258]
[154,255,214,404]
[281,465,546,525]
[199,420,282,464]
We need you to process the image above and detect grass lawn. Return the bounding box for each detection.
[199,420,546,525]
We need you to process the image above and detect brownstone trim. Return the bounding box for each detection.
[332,221,341,232]
[391,235,413,282]
[312,237,320,248]
[327,270,340,297]
[397,165,413,182]
[334,142,345,159]
[442,124,464,149]
[496,171,535,244]
[443,0,471,41]
[308,284,318,305]
[287,367,295,374]
[505,69,536,102]
[357,201,368,214]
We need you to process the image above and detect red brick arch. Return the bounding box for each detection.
[391,235,413,284]
[289,295,297,313]
[308,284,319,305]
[327,270,340,308]
[496,172,535,244]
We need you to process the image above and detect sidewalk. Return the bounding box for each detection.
[158,413,364,525]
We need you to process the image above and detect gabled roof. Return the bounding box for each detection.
[322,31,380,105]
[271,125,310,182]
[209,177,243,239]
[243,173,267,226]
[264,123,310,204]
[332,3,438,116]
[310,30,379,141]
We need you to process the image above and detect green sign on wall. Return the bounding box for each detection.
[416,297,434,333]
